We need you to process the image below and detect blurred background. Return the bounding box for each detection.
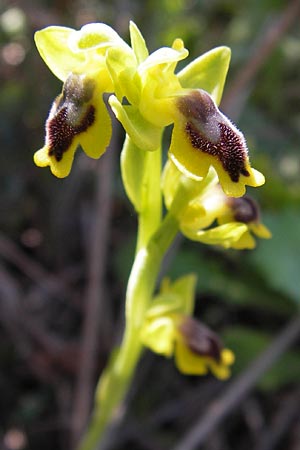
[0,0,300,449]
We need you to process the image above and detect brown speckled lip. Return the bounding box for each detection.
[179,316,222,362]
[46,73,97,162]
[178,90,250,183]
[47,104,95,161]
[178,90,217,125]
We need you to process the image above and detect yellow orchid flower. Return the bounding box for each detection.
[217,195,272,249]
[33,23,132,177]
[34,72,112,177]
[141,313,234,380]
[169,89,265,197]
[181,191,271,250]
[162,160,271,249]
[108,24,189,152]
[140,276,234,380]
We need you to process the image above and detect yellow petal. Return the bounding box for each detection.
[181,222,248,248]
[79,84,112,159]
[231,230,256,249]
[34,26,81,82]
[208,348,235,380]
[177,46,231,105]
[251,222,272,239]
[221,348,235,365]
[34,142,77,178]
[68,22,131,54]
[175,341,208,375]
[140,317,176,357]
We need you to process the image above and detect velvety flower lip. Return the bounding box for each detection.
[179,316,222,361]
[34,72,112,178]
[47,74,96,162]
[169,89,265,197]
[175,315,235,378]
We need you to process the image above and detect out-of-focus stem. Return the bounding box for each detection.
[78,212,179,450]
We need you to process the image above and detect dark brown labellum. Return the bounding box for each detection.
[179,316,223,361]
[229,196,260,223]
[46,74,96,162]
[178,90,250,182]
[47,105,95,161]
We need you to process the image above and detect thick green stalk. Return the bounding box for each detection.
[120,135,162,252]
[79,139,175,450]
[78,212,179,450]
[136,147,162,251]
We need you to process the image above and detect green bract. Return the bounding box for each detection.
[177,46,231,105]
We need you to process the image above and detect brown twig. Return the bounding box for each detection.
[0,263,79,381]
[0,232,72,297]
[171,313,300,450]
[70,138,116,448]
[221,0,300,120]
[254,388,300,450]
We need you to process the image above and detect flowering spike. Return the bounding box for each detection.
[32,22,270,446]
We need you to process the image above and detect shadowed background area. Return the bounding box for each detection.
[0,1,300,449]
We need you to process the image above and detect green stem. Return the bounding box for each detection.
[120,135,162,252]
[78,215,179,450]
[136,147,162,251]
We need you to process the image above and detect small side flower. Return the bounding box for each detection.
[218,195,272,249]
[162,160,271,249]
[176,316,235,379]
[140,276,234,380]
[141,312,234,380]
